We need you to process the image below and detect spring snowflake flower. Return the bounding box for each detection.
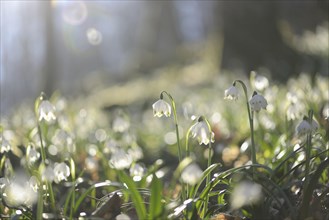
[181,163,203,185]
[38,100,56,122]
[230,181,262,209]
[116,213,131,220]
[129,163,145,181]
[29,176,39,192]
[26,144,40,164]
[54,162,70,183]
[190,117,215,145]
[109,149,132,170]
[0,137,11,153]
[0,177,9,192]
[249,91,268,112]
[296,117,318,136]
[3,175,38,208]
[224,85,239,100]
[152,99,171,117]
[113,116,130,133]
[254,74,269,91]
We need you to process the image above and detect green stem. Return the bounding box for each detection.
[70,158,76,219]
[37,124,47,165]
[161,91,185,203]
[185,127,192,159]
[184,127,193,201]
[161,91,182,163]
[35,93,57,212]
[202,117,213,218]
[234,80,257,165]
[47,181,56,211]
[37,185,44,220]
[304,110,313,190]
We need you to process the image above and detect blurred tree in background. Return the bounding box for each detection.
[1,1,328,114]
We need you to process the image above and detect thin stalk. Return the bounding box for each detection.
[69,158,76,220]
[161,91,185,203]
[184,127,193,201]
[185,127,192,159]
[37,124,47,165]
[161,91,182,163]
[234,80,257,165]
[202,117,213,218]
[35,94,56,212]
[304,110,313,190]
[37,185,44,220]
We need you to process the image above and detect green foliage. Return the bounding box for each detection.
[0,73,328,220]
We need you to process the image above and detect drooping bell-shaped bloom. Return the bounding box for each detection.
[54,162,70,183]
[224,85,239,100]
[296,117,318,136]
[254,74,269,91]
[38,100,56,122]
[0,137,11,153]
[152,99,171,117]
[249,91,268,112]
[109,149,132,170]
[190,117,215,145]
[26,144,40,164]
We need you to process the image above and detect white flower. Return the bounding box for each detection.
[109,149,132,170]
[296,118,318,136]
[3,175,38,208]
[254,74,269,91]
[0,177,9,191]
[129,163,145,181]
[0,137,11,153]
[26,144,40,164]
[152,99,171,117]
[29,176,39,192]
[116,213,131,220]
[190,117,215,145]
[224,85,239,100]
[38,100,56,122]
[113,116,130,133]
[286,103,303,121]
[54,162,70,183]
[230,181,262,209]
[128,146,143,161]
[85,157,99,171]
[249,92,268,112]
[181,163,203,185]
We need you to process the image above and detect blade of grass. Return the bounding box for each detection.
[299,158,329,218]
[74,181,122,213]
[191,163,221,198]
[118,170,146,219]
[149,174,163,219]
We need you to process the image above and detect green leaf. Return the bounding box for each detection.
[191,163,221,198]
[299,158,329,219]
[74,180,122,213]
[149,174,163,219]
[119,171,147,219]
